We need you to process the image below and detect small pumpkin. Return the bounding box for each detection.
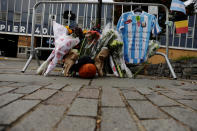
[79,63,97,78]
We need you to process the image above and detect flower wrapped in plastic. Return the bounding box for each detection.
[109,40,133,78]
[36,21,80,76]
[97,24,133,78]
[148,40,160,58]
[133,40,160,78]
[94,24,118,57]
[79,30,100,58]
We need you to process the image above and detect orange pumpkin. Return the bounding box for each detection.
[79,63,97,78]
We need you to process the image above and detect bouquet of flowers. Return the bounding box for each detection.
[147,40,160,58]
[109,40,133,78]
[133,40,160,78]
[94,24,118,56]
[97,24,133,78]
[79,30,100,58]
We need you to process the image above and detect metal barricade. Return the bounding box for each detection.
[21,1,177,79]
[0,0,196,50]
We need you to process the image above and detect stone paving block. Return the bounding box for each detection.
[169,88,197,96]
[0,100,40,125]
[0,87,16,95]
[57,116,96,131]
[151,86,168,91]
[26,81,50,87]
[62,84,82,92]
[135,87,154,95]
[142,119,189,131]
[162,106,197,130]
[10,104,65,131]
[146,93,179,106]
[162,92,196,100]
[122,90,146,100]
[178,100,197,110]
[83,85,100,88]
[118,86,136,91]
[161,92,185,100]
[102,87,125,107]
[0,81,14,87]
[91,77,141,87]
[44,91,77,106]
[23,89,57,100]
[0,69,20,74]
[45,83,67,90]
[170,81,189,87]
[7,82,28,87]
[14,85,42,94]
[68,98,98,117]
[128,100,168,119]
[65,78,90,86]
[0,93,23,107]
[157,90,172,93]
[101,108,138,131]
[78,88,99,99]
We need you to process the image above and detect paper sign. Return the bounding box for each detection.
[148,6,158,15]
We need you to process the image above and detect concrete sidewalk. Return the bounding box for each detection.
[0,57,197,131]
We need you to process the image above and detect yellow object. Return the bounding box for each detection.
[175,20,188,28]
[83,29,88,34]
[65,26,72,34]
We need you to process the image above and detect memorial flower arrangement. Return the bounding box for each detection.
[77,24,133,78]
[79,30,100,58]
[38,22,159,78]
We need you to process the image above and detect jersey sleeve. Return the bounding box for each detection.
[117,14,125,32]
[151,15,161,35]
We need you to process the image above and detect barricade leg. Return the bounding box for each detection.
[155,52,177,79]
[35,50,41,66]
[21,54,34,73]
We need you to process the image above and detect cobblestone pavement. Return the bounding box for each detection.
[0,58,197,131]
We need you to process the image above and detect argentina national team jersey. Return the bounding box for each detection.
[117,11,161,64]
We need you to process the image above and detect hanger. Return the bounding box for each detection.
[133,7,143,13]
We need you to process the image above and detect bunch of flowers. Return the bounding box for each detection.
[109,40,133,78]
[63,23,134,78]
[95,30,117,57]
[133,40,160,78]
[108,40,123,57]
[92,24,133,78]
[58,22,161,79]
[147,40,160,58]
[79,30,100,58]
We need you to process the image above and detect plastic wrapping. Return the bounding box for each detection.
[109,55,119,77]
[53,21,68,40]
[101,23,132,78]
[40,21,79,76]
[148,40,160,58]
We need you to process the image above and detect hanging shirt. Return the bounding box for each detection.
[117,11,161,64]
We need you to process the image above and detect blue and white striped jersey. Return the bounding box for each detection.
[117,11,161,64]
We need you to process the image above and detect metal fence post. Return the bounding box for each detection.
[21,3,37,72]
[96,0,102,30]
